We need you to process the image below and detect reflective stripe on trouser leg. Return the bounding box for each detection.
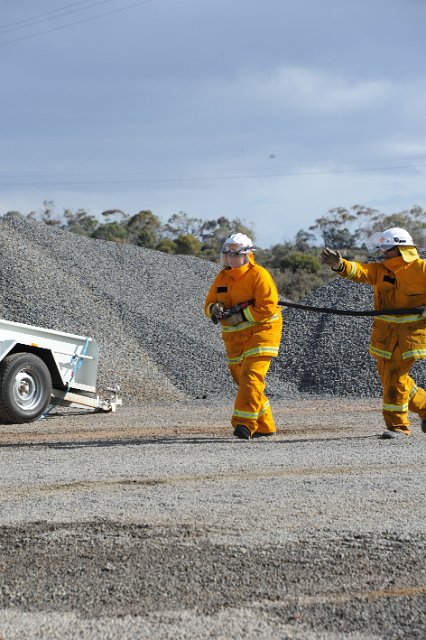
[229,355,275,435]
[408,382,426,420]
[376,344,413,433]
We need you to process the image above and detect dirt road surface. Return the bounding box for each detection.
[0,397,425,639]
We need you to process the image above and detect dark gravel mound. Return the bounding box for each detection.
[1,214,422,401]
[279,275,426,397]
[0,215,230,402]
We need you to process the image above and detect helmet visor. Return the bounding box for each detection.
[221,242,252,256]
[364,232,387,253]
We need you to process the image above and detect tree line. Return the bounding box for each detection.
[3,202,426,301]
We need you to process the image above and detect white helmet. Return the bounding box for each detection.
[365,227,415,253]
[221,233,254,255]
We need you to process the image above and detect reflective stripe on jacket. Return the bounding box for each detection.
[204,256,282,363]
[336,253,426,360]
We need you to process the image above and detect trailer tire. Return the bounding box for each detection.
[0,353,52,423]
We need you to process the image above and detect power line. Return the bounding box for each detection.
[0,1,119,34]
[1,156,425,179]
[0,0,155,45]
[0,161,425,187]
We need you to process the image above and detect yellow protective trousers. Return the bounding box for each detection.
[376,343,426,434]
[229,355,276,435]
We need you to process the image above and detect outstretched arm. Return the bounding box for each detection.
[321,248,379,285]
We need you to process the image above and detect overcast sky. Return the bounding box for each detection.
[1,0,425,247]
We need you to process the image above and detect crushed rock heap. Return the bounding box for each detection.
[277,265,426,398]
[1,215,423,401]
[276,278,381,397]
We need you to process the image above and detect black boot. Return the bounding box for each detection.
[380,430,400,439]
[233,425,251,439]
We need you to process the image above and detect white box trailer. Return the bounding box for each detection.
[0,318,121,423]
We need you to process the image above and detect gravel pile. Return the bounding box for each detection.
[1,214,423,401]
[278,267,426,398]
[278,279,381,397]
[0,215,228,402]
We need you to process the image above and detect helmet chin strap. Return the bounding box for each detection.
[381,246,400,255]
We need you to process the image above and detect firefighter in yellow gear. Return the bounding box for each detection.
[204,233,282,439]
[322,227,426,439]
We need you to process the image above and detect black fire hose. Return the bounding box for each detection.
[278,300,425,318]
[211,299,426,323]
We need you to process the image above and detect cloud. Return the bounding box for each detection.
[381,138,426,158]
[204,65,392,116]
[253,66,392,113]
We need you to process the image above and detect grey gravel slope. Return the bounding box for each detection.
[279,274,426,397]
[1,214,424,402]
[0,215,231,402]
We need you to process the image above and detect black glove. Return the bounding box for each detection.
[211,303,224,324]
[321,248,343,269]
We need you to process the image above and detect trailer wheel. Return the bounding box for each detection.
[0,353,52,423]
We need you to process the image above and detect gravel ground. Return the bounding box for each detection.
[0,398,425,639]
[0,216,425,638]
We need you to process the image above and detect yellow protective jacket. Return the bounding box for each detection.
[335,252,426,361]
[204,255,282,364]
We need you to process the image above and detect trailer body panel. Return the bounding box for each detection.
[0,319,98,392]
[0,318,120,421]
